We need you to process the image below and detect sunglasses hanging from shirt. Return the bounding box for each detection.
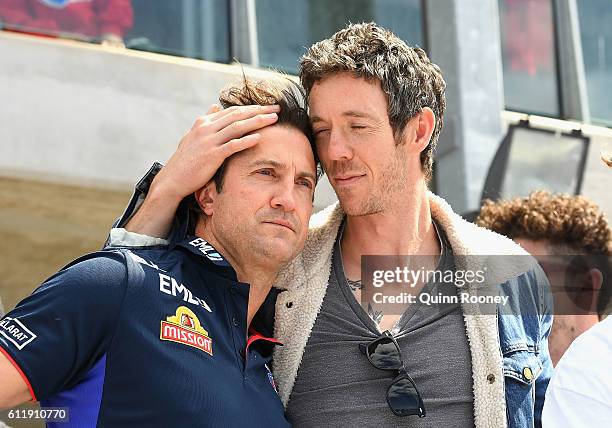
[359,330,426,418]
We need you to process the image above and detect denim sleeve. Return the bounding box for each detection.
[534,265,554,428]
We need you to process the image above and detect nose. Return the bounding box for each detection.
[270,180,297,212]
[327,129,353,161]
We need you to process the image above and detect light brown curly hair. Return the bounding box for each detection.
[475,191,612,256]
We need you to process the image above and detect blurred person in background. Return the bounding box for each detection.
[0,0,133,47]
[0,78,314,427]
[500,0,553,76]
[542,161,612,427]
[476,191,612,365]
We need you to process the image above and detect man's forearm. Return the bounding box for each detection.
[0,350,31,409]
[124,184,182,239]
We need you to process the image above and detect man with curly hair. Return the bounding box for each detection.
[476,191,612,365]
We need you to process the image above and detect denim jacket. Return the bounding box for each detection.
[108,164,553,428]
[499,268,554,427]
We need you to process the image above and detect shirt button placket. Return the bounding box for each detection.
[227,284,245,374]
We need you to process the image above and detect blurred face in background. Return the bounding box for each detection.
[515,238,603,366]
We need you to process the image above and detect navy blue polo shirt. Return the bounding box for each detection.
[0,237,290,427]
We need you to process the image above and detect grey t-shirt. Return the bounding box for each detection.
[285,224,475,427]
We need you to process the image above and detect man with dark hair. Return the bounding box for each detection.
[0,78,317,427]
[105,23,552,427]
[476,191,612,365]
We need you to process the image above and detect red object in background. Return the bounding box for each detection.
[502,0,554,75]
[0,0,133,39]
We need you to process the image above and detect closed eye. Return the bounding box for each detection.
[256,169,275,177]
[297,179,313,189]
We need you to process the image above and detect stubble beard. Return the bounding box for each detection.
[340,150,409,217]
[210,202,293,271]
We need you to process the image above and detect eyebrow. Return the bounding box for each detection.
[249,159,317,183]
[311,110,379,124]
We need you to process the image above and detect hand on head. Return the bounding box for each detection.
[151,103,280,204]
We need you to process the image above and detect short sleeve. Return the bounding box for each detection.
[0,251,128,401]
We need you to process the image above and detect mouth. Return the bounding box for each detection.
[333,174,365,186]
[263,219,296,233]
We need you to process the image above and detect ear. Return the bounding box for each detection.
[404,107,435,153]
[587,268,604,291]
[569,268,603,313]
[194,181,217,216]
[587,268,603,311]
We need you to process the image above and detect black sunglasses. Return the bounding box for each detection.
[359,330,426,418]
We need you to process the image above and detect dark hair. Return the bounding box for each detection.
[212,77,318,192]
[476,191,612,315]
[186,77,318,233]
[299,22,446,181]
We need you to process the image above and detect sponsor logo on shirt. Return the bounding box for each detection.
[126,251,212,312]
[160,307,213,356]
[158,273,212,313]
[188,238,224,262]
[0,317,37,350]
